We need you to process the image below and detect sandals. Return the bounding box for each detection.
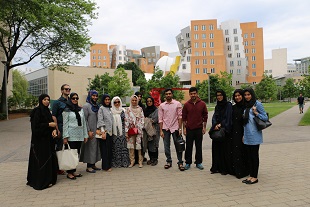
[147,160,153,165]
[151,160,158,166]
[178,164,185,171]
[73,173,83,177]
[86,168,96,173]
[67,174,76,180]
[164,163,172,169]
[92,166,101,171]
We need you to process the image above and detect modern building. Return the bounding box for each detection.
[175,19,264,87]
[264,48,289,77]
[24,66,133,105]
[294,57,310,75]
[90,44,111,68]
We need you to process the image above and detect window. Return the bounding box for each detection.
[209,24,214,30]
[253,82,257,85]
[244,33,248,38]
[210,51,214,56]
[194,25,198,31]
[152,53,155,57]
[202,34,206,39]
[210,42,214,48]
[237,69,241,74]
[235,45,239,50]
[226,37,230,43]
[119,51,122,55]
[230,69,233,74]
[147,52,150,57]
[251,40,255,46]
[92,62,96,66]
[244,41,248,46]
[234,36,238,42]
[252,72,256,76]
[148,58,151,63]
[265,70,268,73]
[237,60,241,66]
[227,45,231,51]
[92,56,96,60]
[252,48,256,53]
[252,64,256,68]
[202,42,206,48]
[233,28,237,34]
[203,68,207,74]
[245,49,249,54]
[196,80,200,84]
[187,56,191,62]
[195,51,199,56]
[119,56,122,60]
[230,61,234,66]
[225,29,229,35]
[194,34,199,39]
[209,33,214,39]
[98,56,101,60]
[188,48,192,54]
[195,59,200,65]
[252,56,256,61]
[237,53,240,58]
[98,62,101,66]
[98,50,101,54]
[103,56,106,60]
[92,50,96,53]
[269,70,272,73]
[103,62,106,66]
[182,64,186,69]
[202,51,207,56]
[228,53,232,58]
[202,25,206,30]
[203,59,207,65]
[210,59,215,64]
[153,58,156,62]
[186,33,190,38]
[251,33,255,38]
[195,68,200,74]
[194,42,199,48]
[211,68,215,73]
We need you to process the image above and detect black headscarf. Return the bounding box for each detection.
[66,92,82,126]
[135,91,145,109]
[214,89,228,123]
[233,89,244,107]
[143,97,157,117]
[243,88,257,124]
[101,94,111,108]
[30,94,53,123]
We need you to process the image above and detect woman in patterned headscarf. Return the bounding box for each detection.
[80,90,101,173]
[125,95,145,168]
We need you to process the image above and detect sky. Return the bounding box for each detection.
[20,0,310,71]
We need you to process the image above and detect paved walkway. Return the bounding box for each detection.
[0,104,309,207]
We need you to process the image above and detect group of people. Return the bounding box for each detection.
[26,84,268,190]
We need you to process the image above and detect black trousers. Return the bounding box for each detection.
[99,134,113,170]
[66,141,82,174]
[148,148,158,161]
[245,144,260,178]
[185,128,203,165]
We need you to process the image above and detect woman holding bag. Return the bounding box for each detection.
[125,95,144,168]
[62,92,88,180]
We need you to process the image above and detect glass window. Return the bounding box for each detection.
[210,51,214,56]
[182,64,186,69]
[230,69,233,74]
[203,68,207,74]
[237,53,240,58]
[195,51,199,56]
[230,61,234,66]
[228,53,232,58]
[194,34,199,39]
[202,42,206,48]
[251,40,255,46]
[195,59,200,65]
[252,56,256,61]
[98,56,101,60]
[237,60,241,66]
[195,68,200,74]
[227,45,231,51]
[210,42,214,48]
[252,64,256,68]
[202,25,206,30]
[196,80,200,84]
[234,36,238,42]
[209,24,214,30]
[194,42,199,48]
[92,50,96,53]
[244,33,248,38]
[235,45,239,50]
[252,48,256,53]
[188,48,192,54]
[252,72,256,76]
[225,30,229,35]
[194,25,198,31]
[251,33,255,38]
[187,56,191,62]
[210,59,215,64]
[103,56,106,60]
[203,59,207,65]
[226,37,230,43]
[211,68,215,73]
[202,34,206,39]
[237,69,241,74]
[233,28,237,34]
[209,33,214,39]
[202,51,207,56]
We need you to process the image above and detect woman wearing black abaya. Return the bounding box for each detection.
[231,89,249,178]
[209,90,233,175]
[27,94,58,190]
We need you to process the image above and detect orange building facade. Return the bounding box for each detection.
[90,44,111,68]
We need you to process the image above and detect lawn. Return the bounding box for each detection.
[299,106,310,126]
[262,102,296,118]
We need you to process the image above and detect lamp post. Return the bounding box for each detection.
[1,61,9,120]
[207,72,211,105]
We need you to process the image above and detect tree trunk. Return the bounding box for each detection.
[0,70,8,114]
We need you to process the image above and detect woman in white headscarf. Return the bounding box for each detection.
[125,95,144,168]
[111,96,130,168]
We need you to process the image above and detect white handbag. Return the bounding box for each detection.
[56,144,79,170]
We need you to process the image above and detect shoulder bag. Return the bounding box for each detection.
[253,116,272,130]
[209,128,226,142]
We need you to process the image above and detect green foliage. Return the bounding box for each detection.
[297,76,310,97]
[299,106,310,126]
[240,84,253,90]
[218,71,234,100]
[255,75,277,102]
[282,78,298,102]
[88,73,113,98]
[117,62,145,86]
[108,68,133,98]
[11,70,29,108]
[263,102,296,118]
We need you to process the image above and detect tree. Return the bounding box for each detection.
[11,69,29,108]
[0,0,97,113]
[255,75,277,102]
[297,76,310,97]
[117,62,145,86]
[88,73,113,99]
[282,78,298,102]
[108,67,132,98]
[218,71,234,100]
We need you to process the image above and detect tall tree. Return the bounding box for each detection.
[282,78,298,102]
[117,62,145,86]
[0,0,97,113]
[11,69,29,108]
[218,71,234,100]
[255,75,277,102]
[88,73,113,98]
[108,67,132,98]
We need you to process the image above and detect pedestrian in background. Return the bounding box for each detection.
[297,93,305,114]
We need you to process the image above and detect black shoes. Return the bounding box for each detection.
[242,179,258,184]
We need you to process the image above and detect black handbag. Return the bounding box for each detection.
[175,134,186,152]
[253,116,272,130]
[209,128,226,142]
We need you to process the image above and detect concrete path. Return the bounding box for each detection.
[0,104,309,207]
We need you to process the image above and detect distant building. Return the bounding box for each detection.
[294,57,310,75]
[264,48,288,77]
[90,44,111,68]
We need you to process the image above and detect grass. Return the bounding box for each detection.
[299,106,310,126]
[262,102,296,118]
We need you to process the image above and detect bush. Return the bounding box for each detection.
[9,109,33,114]
[0,113,7,120]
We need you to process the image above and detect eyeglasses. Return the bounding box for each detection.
[216,94,223,97]
[64,88,71,91]
[114,101,120,104]
[71,97,79,100]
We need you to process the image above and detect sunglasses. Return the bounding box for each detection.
[64,88,71,91]
[114,101,120,104]
[71,97,79,100]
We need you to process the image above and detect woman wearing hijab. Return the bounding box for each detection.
[110,96,130,168]
[62,92,88,180]
[231,89,248,179]
[97,94,113,171]
[125,95,145,168]
[209,89,233,175]
[242,88,268,184]
[80,90,101,173]
[143,97,160,166]
[27,94,58,190]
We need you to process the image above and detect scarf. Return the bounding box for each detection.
[30,94,53,123]
[111,96,124,136]
[214,89,228,123]
[101,94,111,108]
[86,90,99,113]
[233,89,244,108]
[143,97,157,117]
[66,92,82,126]
[243,88,257,125]
[129,95,141,117]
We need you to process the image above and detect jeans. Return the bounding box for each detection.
[163,129,183,164]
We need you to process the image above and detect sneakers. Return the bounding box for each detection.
[184,164,191,170]
[196,163,204,170]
